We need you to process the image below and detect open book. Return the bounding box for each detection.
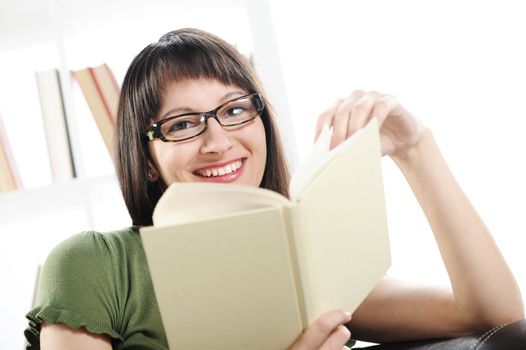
[140,119,391,349]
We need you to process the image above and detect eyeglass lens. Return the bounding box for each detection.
[160,95,262,141]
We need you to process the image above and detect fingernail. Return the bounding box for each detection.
[344,311,352,320]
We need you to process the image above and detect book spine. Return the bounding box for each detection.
[92,64,120,125]
[87,67,116,127]
[36,69,76,183]
[283,205,312,328]
[56,70,77,179]
[0,143,16,191]
[0,114,21,191]
[73,67,115,158]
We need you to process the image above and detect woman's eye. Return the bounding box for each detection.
[169,119,198,132]
[225,106,246,117]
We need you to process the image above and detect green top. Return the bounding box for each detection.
[24,227,168,349]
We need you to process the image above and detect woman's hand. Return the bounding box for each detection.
[289,310,352,350]
[315,90,423,157]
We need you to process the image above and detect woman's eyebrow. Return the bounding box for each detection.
[221,90,246,101]
[159,90,247,120]
[160,106,193,119]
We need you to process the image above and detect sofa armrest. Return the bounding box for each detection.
[355,319,526,350]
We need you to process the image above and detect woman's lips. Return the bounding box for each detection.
[193,158,245,183]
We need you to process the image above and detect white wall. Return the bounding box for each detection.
[268,0,526,295]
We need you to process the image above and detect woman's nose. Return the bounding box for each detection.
[199,118,233,155]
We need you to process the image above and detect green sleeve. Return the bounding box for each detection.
[25,232,124,348]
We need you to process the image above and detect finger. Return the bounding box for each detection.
[330,90,364,149]
[346,91,382,139]
[315,98,343,142]
[293,310,352,350]
[319,325,352,350]
[369,94,403,128]
[330,99,352,148]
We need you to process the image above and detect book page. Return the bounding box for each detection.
[153,182,291,227]
[289,119,375,202]
[292,117,390,322]
[288,124,331,202]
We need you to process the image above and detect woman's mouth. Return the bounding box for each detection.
[193,159,245,182]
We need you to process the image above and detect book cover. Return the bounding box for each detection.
[36,69,76,183]
[140,119,390,349]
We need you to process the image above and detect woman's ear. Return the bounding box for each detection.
[147,162,160,182]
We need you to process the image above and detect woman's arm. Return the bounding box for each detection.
[353,128,524,342]
[316,90,524,342]
[392,126,523,325]
[40,323,112,350]
[40,314,351,350]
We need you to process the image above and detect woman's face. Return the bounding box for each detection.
[147,78,267,187]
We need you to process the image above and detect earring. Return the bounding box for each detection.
[147,171,153,178]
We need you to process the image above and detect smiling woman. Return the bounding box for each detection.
[25,27,525,350]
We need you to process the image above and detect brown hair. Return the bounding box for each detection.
[115,28,290,226]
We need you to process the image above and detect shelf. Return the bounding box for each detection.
[0,174,127,226]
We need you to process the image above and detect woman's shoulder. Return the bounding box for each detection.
[58,226,140,247]
[47,226,141,263]
[38,226,145,302]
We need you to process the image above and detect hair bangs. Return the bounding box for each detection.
[158,44,253,93]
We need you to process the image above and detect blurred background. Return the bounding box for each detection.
[0,0,525,348]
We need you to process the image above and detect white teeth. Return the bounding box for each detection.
[197,160,243,178]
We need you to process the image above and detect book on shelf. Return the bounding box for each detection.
[0,113,22,192]
[72,64,120,157]
[36,69,76,183]
[90,64,120,125]
[140,119,391,349]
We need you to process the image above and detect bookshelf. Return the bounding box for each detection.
[0,0,294,348]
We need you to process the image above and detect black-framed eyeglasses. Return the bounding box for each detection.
[144,93,265,142]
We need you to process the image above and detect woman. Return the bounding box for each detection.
[25,28,524,349]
